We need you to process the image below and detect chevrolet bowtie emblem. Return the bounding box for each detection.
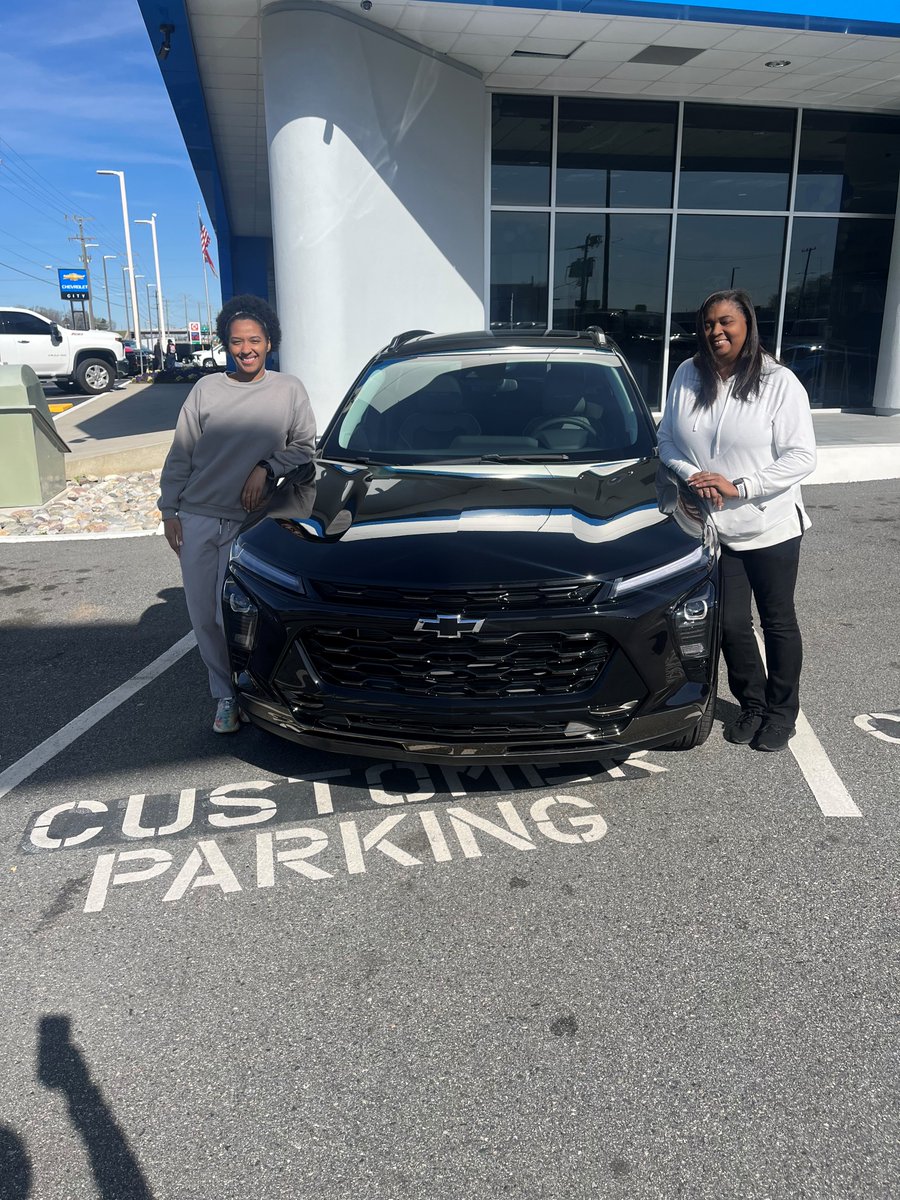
[414,614,484,638]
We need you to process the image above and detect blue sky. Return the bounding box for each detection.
[0,0,220,331]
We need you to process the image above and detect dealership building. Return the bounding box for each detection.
[140,0,900,421]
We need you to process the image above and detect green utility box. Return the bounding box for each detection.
[0,364,70,507]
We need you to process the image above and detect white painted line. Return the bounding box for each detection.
[790,710,862,818]
[753,632,861,818]
[1,528,163,543]
[0,632,196,802]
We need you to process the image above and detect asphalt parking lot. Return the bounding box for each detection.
[1,478,898,1199]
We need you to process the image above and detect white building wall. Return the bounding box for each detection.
[261,3,487,425]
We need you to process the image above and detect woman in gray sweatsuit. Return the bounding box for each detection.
[158,294,316,734]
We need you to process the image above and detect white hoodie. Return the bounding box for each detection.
[657,357,817,550]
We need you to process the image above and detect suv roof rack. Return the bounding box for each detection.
[385,328,433,354]
[583,325,608,348]
[539,326,608,348]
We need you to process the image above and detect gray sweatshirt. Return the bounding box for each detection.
[158,370,317,522]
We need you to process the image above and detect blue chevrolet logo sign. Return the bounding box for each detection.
[58,268,89,300]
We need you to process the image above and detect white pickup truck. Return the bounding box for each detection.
[0,306,126,394]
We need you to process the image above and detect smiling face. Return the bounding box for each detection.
[703,300,749,376]
[227,317,271,382]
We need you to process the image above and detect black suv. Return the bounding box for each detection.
[224,329,719,763]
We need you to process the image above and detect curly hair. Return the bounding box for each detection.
[215,293,281,351]
[692,288,773,410]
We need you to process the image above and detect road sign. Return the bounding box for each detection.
[58,268,89,301]
[188,321,201,344]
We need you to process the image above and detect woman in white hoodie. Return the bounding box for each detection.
[657,289,817,753]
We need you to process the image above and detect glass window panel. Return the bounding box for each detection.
[781,217,893,408]
[795,111,900,215]
[553,213,671,404]
[490,212,549,331]
[3,312,50,335]
[680,103,794,212]
[491,94,553,207]
[669,215,786,382]
[556,98,676,209]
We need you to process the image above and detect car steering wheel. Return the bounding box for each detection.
[528,414,597,438]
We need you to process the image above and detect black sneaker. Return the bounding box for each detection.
[752,721,796,752]
[724,709,764,744]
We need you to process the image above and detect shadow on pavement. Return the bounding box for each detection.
[0,1125,31,1199]
[72,383,190,441]
[37,1015,153,1200]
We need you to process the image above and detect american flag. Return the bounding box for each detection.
[199,216,217,277]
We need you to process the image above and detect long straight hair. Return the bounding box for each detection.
[693,288,770,409]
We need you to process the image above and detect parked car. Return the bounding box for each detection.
[223,329,720,763]
[122,339,155,374]
[0,307,126,394]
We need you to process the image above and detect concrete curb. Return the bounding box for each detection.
[807,446,900,486]
[66,440,172,478]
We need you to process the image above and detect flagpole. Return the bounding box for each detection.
[199,204,214,348]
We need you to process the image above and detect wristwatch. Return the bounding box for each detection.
[257,460,275,482]
[732,477,749,499]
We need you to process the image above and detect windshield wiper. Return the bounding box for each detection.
[478,453,570,463]
[324,455,371,465]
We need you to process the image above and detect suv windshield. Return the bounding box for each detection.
[321,351,655,464]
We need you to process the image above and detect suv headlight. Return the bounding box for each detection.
[223,579,258,652]
[611,545,707,598]
[230,543,305,594]
[671,580,716,660]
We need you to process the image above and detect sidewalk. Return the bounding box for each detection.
[54,378,193,477]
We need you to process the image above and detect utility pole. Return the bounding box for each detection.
[67,215,96,329]
[182,294,190,337]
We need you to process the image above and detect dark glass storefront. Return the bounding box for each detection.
[490,95,899,408]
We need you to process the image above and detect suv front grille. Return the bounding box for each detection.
[299,624,612,699]
[311,580,600,611]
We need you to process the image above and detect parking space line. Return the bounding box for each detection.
[790,711,861,818]
[0,633,196,802]
[753,632,861,818]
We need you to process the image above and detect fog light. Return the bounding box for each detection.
[223,579,258,651]
[673,581,715,660]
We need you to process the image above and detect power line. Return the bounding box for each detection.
[0,259,57,285]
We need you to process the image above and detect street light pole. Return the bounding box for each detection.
[101,254,116,331]
[121,266,132,337]
[133,274,146,367]
[146,281,157,349]
[135,213,167,358]
[97,170,141,372]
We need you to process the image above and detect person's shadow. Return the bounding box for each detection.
[0,1126,31,1199]
[37,1015,153,1199]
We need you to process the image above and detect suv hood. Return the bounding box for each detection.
[237,458,702,588]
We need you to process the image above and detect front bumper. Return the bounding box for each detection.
[233,680,710,764]
[225,561,719,765]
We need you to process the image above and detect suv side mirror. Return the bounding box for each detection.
[49,323,63,346]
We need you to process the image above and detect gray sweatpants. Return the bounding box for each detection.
[179,511,241,699]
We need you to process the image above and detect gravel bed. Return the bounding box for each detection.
[0,471,163,537]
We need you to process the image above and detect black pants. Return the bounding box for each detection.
[720,534,803,726]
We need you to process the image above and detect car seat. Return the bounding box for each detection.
[397,374,481,450]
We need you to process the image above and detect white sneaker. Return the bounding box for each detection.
[213,698,240,734]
